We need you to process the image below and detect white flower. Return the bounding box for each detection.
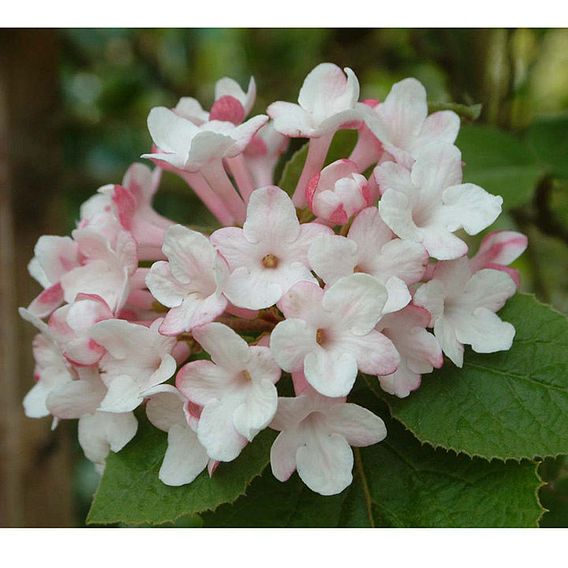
[142,107,267,172]
[376,143,503,260]
[364,77,460,169]
[18,307,74,419]
[270,389,387,496]
[90,319,177,412]
[59,229,138,313]
[308,206,428,314]
[23,334,75,419]
[177,323,280,462]
[175,76,256,125]
[210,186,332,310]
[270,274,399,398]
[26,236,80,317]
[45,366,137,473]
[414,257,517,367]
[267,63,364,138]
[146,388,210,486]
[146,225,229,336]
[376,305,443,398]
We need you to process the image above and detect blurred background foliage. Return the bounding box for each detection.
[39,28,568,526]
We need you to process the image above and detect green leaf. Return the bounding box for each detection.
[457,125,543,209]
[380,293,568,461]
[525,115,568,179]
[203,412,544,528]
[87,416,275,526]
[277,130,358,197]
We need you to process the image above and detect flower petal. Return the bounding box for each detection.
[146,388,187,432]
[98,375,144,413]
[233,379,278,441]
[378,189,418,241]
[197,399,248,462]
[159,424,209,486]
[145,261,188,308]
[341,329,400,376]
[325,403,387,446]
[462,268,516,313]
[454,308,516,355]
[434,318,464,367]
[308,235,357,285]
[296,432,353,496]
[267,101,316,137]
[304,347,358,398]
[192,322,250,371]
[270,319,317,372]
[243,186,301,245]
[159,292,227,335]
[441,183,502,235]
[322,274,387,335]
[78,411,138,465]
[379,362,422,398]
[47,375,106,419]
[270,429,303,482]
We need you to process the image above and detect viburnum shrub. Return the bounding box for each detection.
[21,63,568,527]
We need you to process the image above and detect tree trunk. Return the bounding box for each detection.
[0,29,74,527]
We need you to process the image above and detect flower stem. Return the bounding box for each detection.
[201,160,247,225]
[180,171,235,226]
[292,132,334,208]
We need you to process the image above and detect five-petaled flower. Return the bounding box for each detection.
[270,274,399,398]
[177,322,281,462]
[210,186,332,310]
[270,388,387,496]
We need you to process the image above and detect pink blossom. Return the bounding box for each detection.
[146,225,228,336]
[175,76,256,125]
[270,388,386,495]
[270,274,399,397]
[27,236,80,318]
[143,106,267,173]
[306,159,375,225]
[308,207,428,313]
[60,229,138,314]
[177,323,281,462]
[90,318,177,412]
[364,78,460,169]
[210,186,332,310]
[268,63,367,207]
[48,294,114,366]
[376,143,503,260]
[414,257,517,367]
[267,63,362,139]
[376,305,443,398]
[143,108,267,223]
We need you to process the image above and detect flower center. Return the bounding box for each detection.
[262,254,279,269]
[353,264,367,274]
[315,328,328,346]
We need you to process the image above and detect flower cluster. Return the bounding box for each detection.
[21,63,527,496]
